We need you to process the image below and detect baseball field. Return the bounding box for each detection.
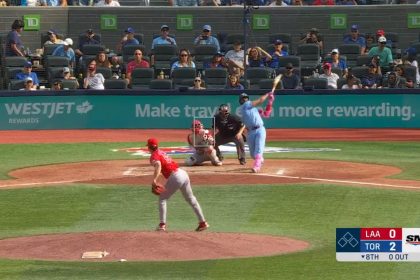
[1,128,420,279]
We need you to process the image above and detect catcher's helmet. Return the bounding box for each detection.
[239,93,249,105]
[192,120,203,133]
[219,104,230,119]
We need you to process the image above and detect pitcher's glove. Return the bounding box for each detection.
[152,183,166,195]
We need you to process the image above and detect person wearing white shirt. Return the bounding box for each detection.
[95,0,120,6]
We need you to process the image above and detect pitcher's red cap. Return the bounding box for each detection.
[146,138,158,147]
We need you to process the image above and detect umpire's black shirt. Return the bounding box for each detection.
[214,114,244,138]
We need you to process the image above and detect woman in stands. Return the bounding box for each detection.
[6,19,25,57]
[395,64,414,88]
[95,51,111,68]
[246,47,271,68]
[204,52,227,69]
[83,59,105,90]
[171,49,195,72]
[225,74,244,90]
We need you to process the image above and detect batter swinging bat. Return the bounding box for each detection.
[271,74,282,93]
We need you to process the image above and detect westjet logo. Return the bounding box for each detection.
[4,101,93,118]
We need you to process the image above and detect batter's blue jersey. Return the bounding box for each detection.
[240,100,264,129]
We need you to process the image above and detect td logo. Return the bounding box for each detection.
[177,14,193,30]
[23,15,41,31]
[252,14,270,30]
[330,14,347,30]
[101,15,117,30]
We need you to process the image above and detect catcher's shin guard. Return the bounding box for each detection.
[208,149,222,166]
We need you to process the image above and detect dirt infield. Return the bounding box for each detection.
[1,128,419,262]
[0,231,310,262]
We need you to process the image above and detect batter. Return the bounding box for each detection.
[239,92,273,173]
[147,138,209,232]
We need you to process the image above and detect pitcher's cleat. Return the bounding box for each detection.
[156,222,166,232]
[196,221,210,232]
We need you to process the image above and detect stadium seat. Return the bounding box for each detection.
[258,78,281,90]
[203,67,228,89]
[192,45,218,70]
[350,66,369,79]
[151,44,178,70]
[338,44,361,68]
[104,79,128,89]
[61,79,79,90]
[171,67,197,89]
[130,67,154,89]
[303,77,328,89]
[245,67,272,89]
[356,55,372,66]
[296,44,320,77]
[149,79,173,90]
[96,67,113,79]
[82,44,106,56]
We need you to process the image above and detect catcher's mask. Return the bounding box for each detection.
[239,93,249,105]
[219,104,230,118]
[192,120,203,133]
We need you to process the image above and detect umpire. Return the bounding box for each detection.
[214,104,246,165]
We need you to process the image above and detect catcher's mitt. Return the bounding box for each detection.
[152,183,166,195]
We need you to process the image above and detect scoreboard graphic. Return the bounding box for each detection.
[336,228,420,262]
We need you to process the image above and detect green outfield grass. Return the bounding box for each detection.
[0,141,420,279]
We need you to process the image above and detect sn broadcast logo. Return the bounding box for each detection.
[406,234,420,246]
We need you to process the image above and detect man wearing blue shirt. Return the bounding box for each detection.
[52,38,76,68]
[343,24,366,54]
[238,92,271,173]
[151,25,177,50]
[193,25,220,53]
[16,62,39,89]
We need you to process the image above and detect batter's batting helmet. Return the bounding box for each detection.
[239,93,249,105]
[192,120,203,133]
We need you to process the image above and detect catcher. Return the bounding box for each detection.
[147,137,209,232]
[185,120,222,166]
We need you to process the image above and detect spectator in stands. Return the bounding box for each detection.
[83,59,105,90]
[6,19,25,57]
[52,38,76,68]
[169,0,198,5]
[193,25,220,52]
[171,49,195,72]
[368,36,393,71]
[126,49,150,84]
[267,39,288,69]
[383,72,405,89]
[225,74,244,90]
[364,33,375,54]
[204,52,228,69]
[20,77,37,91]
[77,0,98,5]
[269,0,288,5]
[312,0,335,5]
[116,27,140,53]
[16,62,39,89]
[218,0,242,5]
[336,0,357,4]
[281,63,301,89]
[319,62,339,89]
[225,40,245,76]
[151,24,177,50]
[75,29,100,57]
[290,0,304,5]
[375,29,393,49]
[63,66,80,88]
[393,49,403,66]
[343,24,366,54]
[246,46,271,68]
[404,47,420,86]
[39,0,67,6]
[299,28,323,54]
[189,76,206,90]
[94,0,120,6]
[341,73,361,89]
[44,29,64,46]
[361,63,383,89]
[395,64,414,88]
[51,80,64,91]
[95,51,111,68]
[329,48,348,77]
[0,0,8,6]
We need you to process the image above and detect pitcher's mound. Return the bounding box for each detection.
[0,231,310,261]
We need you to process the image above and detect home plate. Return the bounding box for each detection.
[81,251,109,259]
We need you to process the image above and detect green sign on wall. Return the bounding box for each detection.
[23,15,40,31]
[252,14,270,30]
[330,14,347,29]
[101,15,117,30]
[408,13,420,28]
[1,94,419,130]
[177,14,193,30]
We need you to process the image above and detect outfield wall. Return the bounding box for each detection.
[0,90,419,129]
